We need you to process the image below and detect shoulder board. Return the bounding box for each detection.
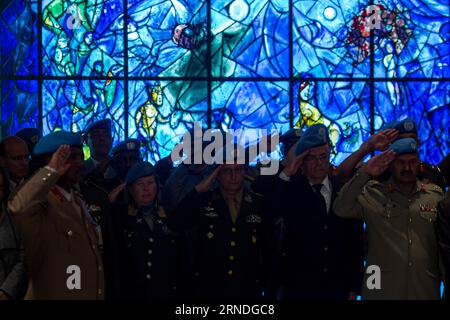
[423,183,444,195]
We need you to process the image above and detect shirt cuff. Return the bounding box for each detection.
[44,165,58,174]
[278,171,291,182]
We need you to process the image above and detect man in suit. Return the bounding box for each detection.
[274,124,364,300]
[7,131,105,299]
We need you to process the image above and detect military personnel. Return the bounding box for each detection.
[7,131,104,299]
[110,162,182,299]
[82,119,113,180]
[437,196,450,300]
[14,127,42,177]
[0,136,30,192]
[271,124,364,300]
[0,167,27,300]
[334,138,445,300]
[169,144,276,300]
[103,138,142,193]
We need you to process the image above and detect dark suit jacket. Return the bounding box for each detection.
[272,174,364,300]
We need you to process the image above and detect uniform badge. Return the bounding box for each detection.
[207,232,214,239]
[204,205,219,218]
[419,204,438,213]
[246,214,262,224]
[404,121,414,132]
[419,204,438,222]
[136,218,143,223]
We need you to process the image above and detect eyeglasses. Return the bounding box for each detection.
[7,155,31,162]
[304,152,330,163]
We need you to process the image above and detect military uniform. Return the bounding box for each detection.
[334,169,444,299]
[8,167,105,299]
[170,187,276,300]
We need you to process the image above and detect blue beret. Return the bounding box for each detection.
[34,131,83,155]
[15,127,42,145]
[84,119,111,134]
[295,124,330,155]
[125,162,155,185]
[280,128,302,143]
[389,138,418,155]
[383,120,399,130]
[111,139,141,156]
[395,117,417,135]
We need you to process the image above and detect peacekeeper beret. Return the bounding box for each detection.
[389,137,418,155]
[15,127,42,145]
[383,120,399,130]
[34,131,83,155]
[125,161,155,185]
[295,124,330,156]
[280,128,302,143]
[83,119,111,134]
[395,117,417,135]
[111,138,141,156]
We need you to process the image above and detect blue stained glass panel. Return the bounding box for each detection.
[212,0,289,77]
[42,79,125,144]
[128,80,208,163]
[42,0,124,76]
[1,80,39,137]
[0,0,38,76]
[127,0,207,77]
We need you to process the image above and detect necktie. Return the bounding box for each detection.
[312,184,327,216]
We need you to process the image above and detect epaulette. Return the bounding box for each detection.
[423,183,444,195]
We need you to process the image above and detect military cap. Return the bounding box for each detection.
[383,120,399,130]
[280,128,302,143]
[83,119,111,134]
[34,131,83,155]
[111,138,141,156]
[14,127,42,145]
[125,161,155,185]
[389,137,418,155]
[295,124,330,156]
[395,117,417,135]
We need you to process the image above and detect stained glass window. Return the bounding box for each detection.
[1,0,449,165]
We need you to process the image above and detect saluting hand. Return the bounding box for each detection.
[109,182,126,203]
[366,129,399,152]
[282,149,310,177]
[363,150,396,177]
[195,165,222,193]
[48,145,72,176]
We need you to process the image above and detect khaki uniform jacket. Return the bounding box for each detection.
[8,167,105,300]
[333,169,444,300]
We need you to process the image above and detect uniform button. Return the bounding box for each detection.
[232,227,237,232]
[42,177,47,182]
[98,266,102,272]
[324,225,328,230]
[408,262,413,267]
[146,274,151,279]
[47,173,52,177]
[173,286,177,290]
[228,270,233,275]
[98,289,102,295]
[409,240,412,246]
[229,255,235,261]
[230,241,236,246]
[92,245,96,249]
[148,249,152,255]
[282,252,287,257]
[324,246,328,252]
[323,268,328,273]
[67,230,74,237]
[149,237,154,243]
[209,225,214,228]
[147,261,152,267]
[409,218,413,223]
